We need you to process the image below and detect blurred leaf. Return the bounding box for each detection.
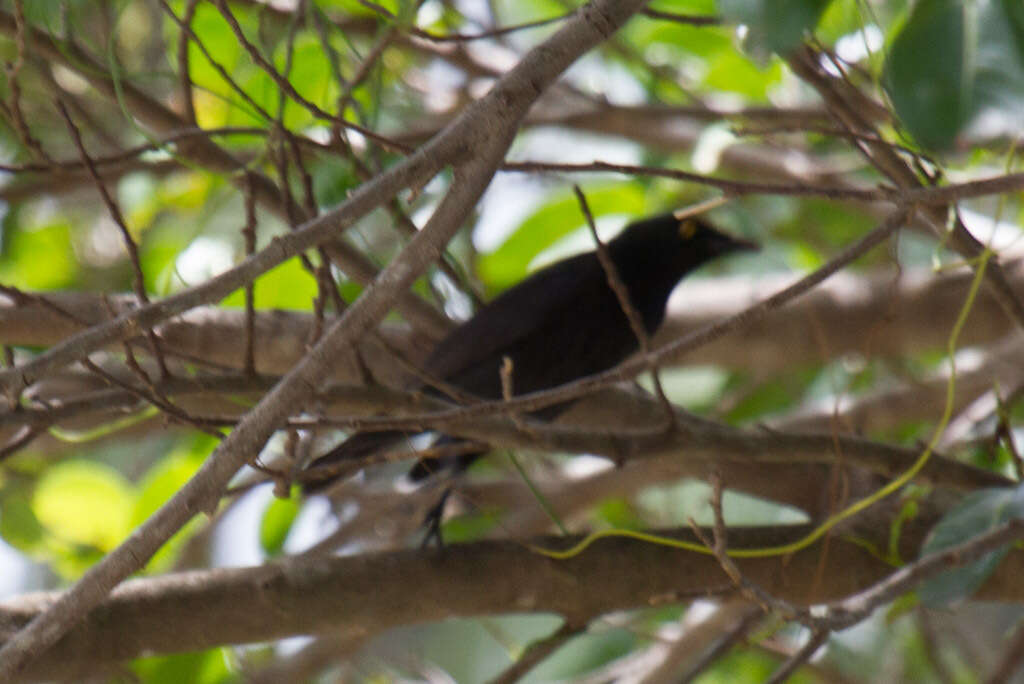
[677,648,782,684]
[192,88,232,129]
[726,367,819,422]
[719,0,832,59]
[338,279,364,303]
[313,158,359,207]
[133,455,199,524]
[145,231,194,295]
[704,51,784,97]
[883,0,967,150]
[19,1,68,26]
[320,0,399,14]
[885,592,920,623]
[970,0,1024,137]
[627,10,724,59]
[259,491,299,556]
[118,172,160,237]
[233,65,277,128]
[277,35,336,129]
[918,486,1024,607]
[594,497,645,530]
[132,437,212,572]
[132,648,234,684]
[477,184,648,294]
[442,511,501,542]
[221,256,319,309]
[160,171,215,210]
[32,460,135,551]
[0,213,77,290]
[884,0,1024,149]
[179,3,243,101]
[817,1,881,45]
[0,490,45,553]
[778,198,877,253]
[523,627,637,683]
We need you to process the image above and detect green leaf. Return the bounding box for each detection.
[277,35,336,129]
[918,486,1024,607]
[718,0,832,59]
[145,231,194,295]
[177,3,243,99]
[221,256,319,310]
[132,438,213,572]
[704,51,784,97]
[0,213,77,290]
[594,497,645,530]
[32,460,135,551]
[725,367,818,422]
[313,158,359,208]
[132,443,208,524]
[319,0,399,15]
[132,648,233,684]
[883,0,967,150]
[259,492,300,557]
[441,512,500,542]
[970,0,1024,137]
[884,0,1024,149]
[0,490,45,553]
[476,184,648,294]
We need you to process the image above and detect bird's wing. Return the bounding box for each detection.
[424,251,602,383]
[302,430,410,493]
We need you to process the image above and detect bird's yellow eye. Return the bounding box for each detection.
[678,220,697,239]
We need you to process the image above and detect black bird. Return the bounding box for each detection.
[303,211,757,492]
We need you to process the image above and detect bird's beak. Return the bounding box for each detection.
[706,229,759,256]
[727,235,760,253]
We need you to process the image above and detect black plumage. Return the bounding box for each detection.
[303,211,756,491]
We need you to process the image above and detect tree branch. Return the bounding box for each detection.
[4,524,1024,682]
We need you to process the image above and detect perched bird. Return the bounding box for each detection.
[303,211,757,492]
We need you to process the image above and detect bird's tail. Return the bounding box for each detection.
[303,431,489,493]
[406,435,486,481]
[302,430,409,493]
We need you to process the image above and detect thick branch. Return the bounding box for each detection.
[4,526,1024,682]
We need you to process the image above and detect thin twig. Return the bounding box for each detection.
[507,159,889,200]
[487,621,583,684]
[241,174,258,376]
[985,615,1024,684]
[573,185,676,426]
[2,0,50,163]
[690,472,798,620]
[641,8,720,25]
[678,608,763,683]
[764,629,829,684]
[175,0,200,126]
[55,99,170,380]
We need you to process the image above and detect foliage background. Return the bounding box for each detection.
[1,0,1024,682]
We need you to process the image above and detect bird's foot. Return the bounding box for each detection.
[419,487,454,549]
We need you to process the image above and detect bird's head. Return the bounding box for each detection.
[609,210,759,269]
[601,210,757,333]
